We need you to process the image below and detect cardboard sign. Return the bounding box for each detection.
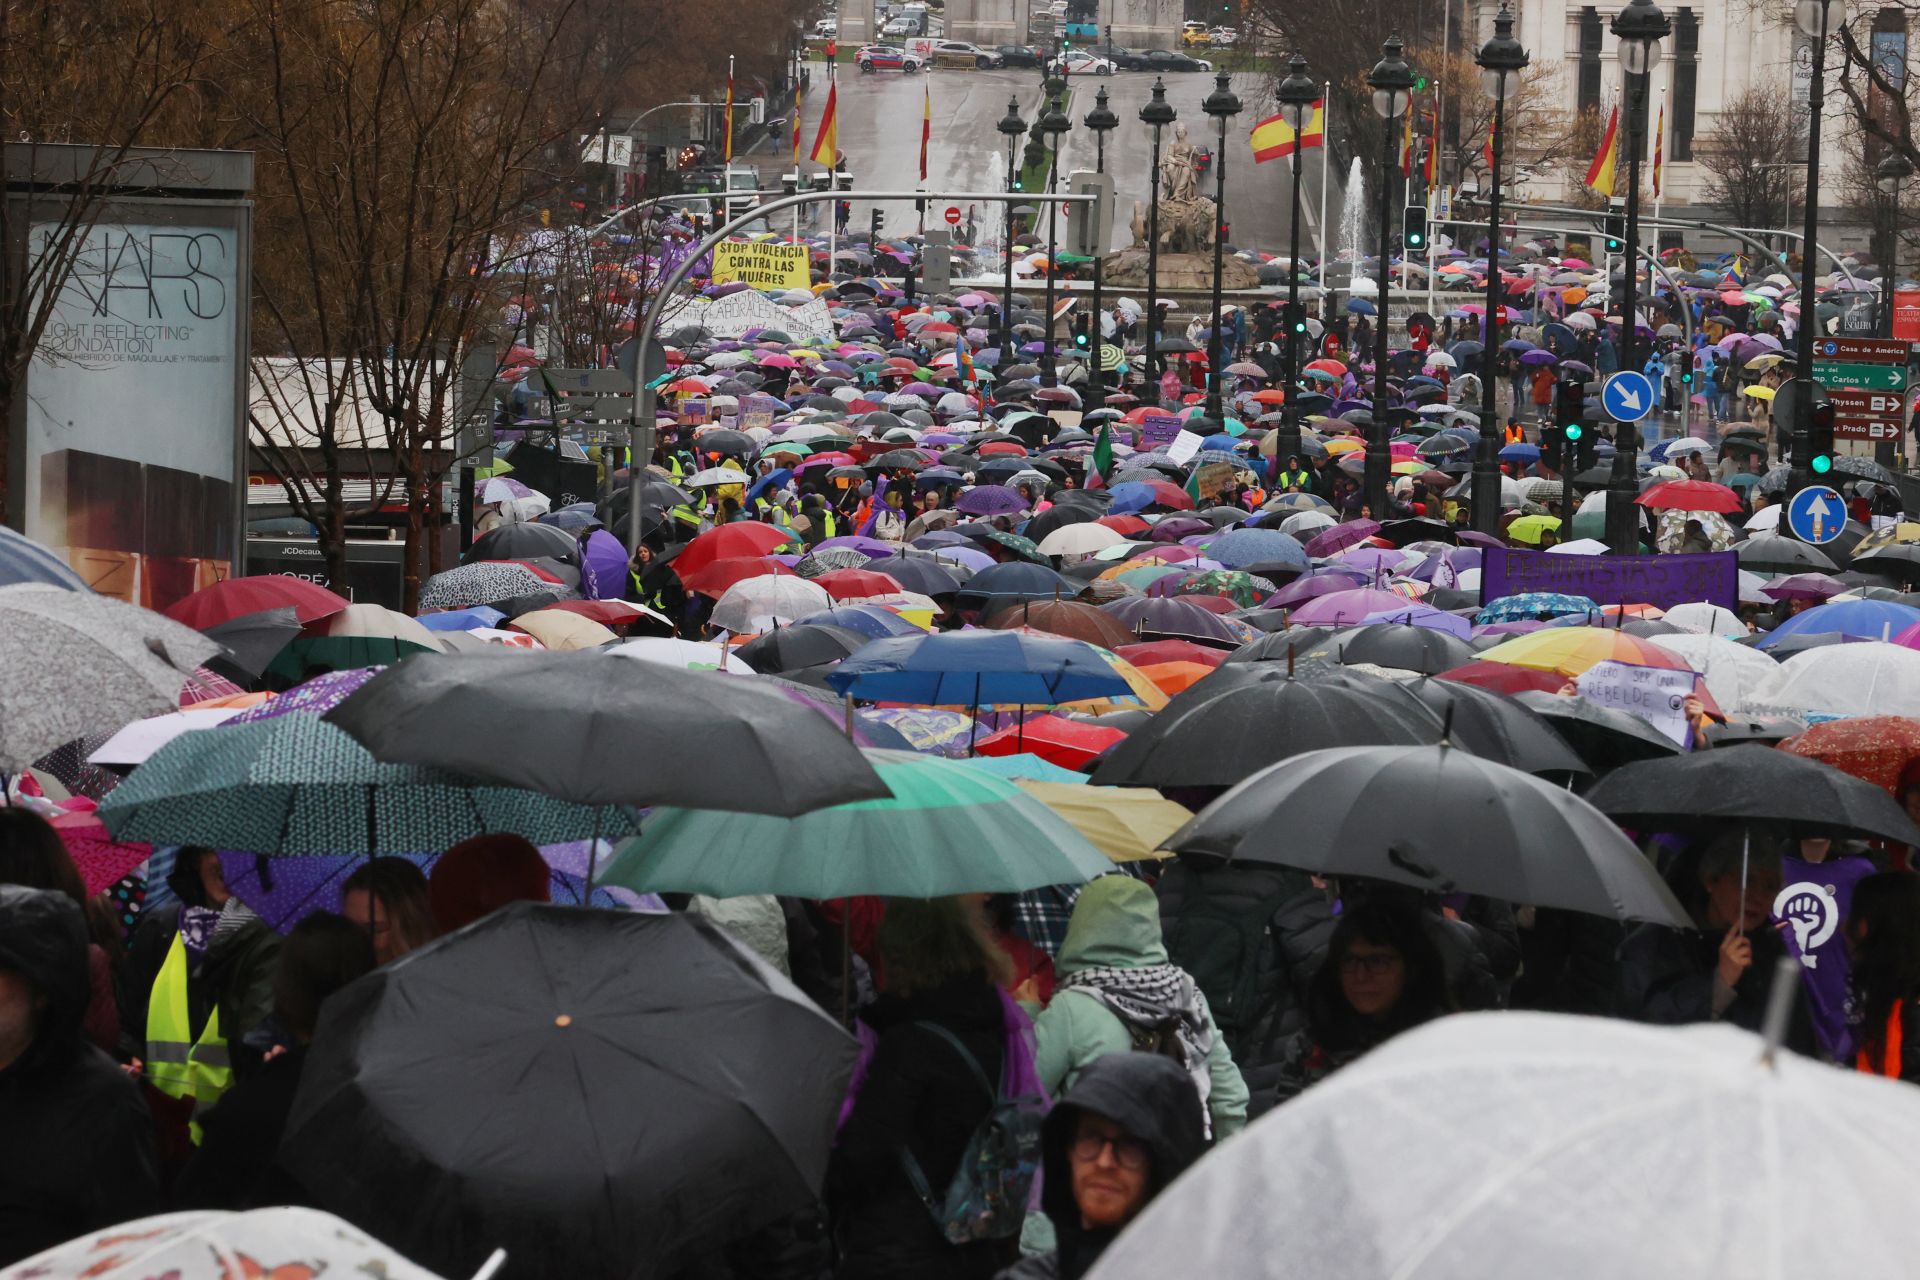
[1482,548,1738,612]
[740,393,781,432]
[710,241,811,290]
[1139,413,1185,449]
[1576,659,1695,747]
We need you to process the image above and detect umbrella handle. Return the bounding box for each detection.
[470,1249,509,1280]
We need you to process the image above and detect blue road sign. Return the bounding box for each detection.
[1785,485,1846,545]
[1600,371,1656,423]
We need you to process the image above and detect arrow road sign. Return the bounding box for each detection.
[1786,484,1846,545]
[1812,361,1908,391]
[1601,370,1656,423]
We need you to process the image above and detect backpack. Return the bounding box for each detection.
[897,1022,1046,1246]
[1160,869,1296,1055]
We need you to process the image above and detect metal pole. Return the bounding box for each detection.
[1607,66,1651,554]
[1004,139,1019,355]
[1206,112,1229,420]
[1147,124,1164,383]
[1088,128,1108,406]
[1365,114,1395,518]
[1279,140,1304,470]
[1318,81,1331,295]
[1472,87,1507,535]
[1043,129,1062,387]
[1788,1,1830,511]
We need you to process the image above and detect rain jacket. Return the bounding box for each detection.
[994,1055,1207,1280]
[120,901,282,1080]
[1030,877,1248,1139]
[1617,921,1817,1055]
[0,886,162,1268]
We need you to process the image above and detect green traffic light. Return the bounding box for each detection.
[1564,424,1583,441]
[1811,455,1833,474]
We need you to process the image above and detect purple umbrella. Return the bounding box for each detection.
[1456,530,1505,551]
[1518,349,1559,366]
[1337,547,1418,575]
[955,484,1028,517]
[1472,618,1552,637]
[226,668,384,720]
[1100,596,1247,647]
[1760,572,1846,602]
[1263,575,1362,609]
[1304,519,1383,557]
[913,531,972,548]
[1290,587,1425,626]
[1150,517,1213,542]
[1127,543,1208,563]
[817,535,898,557]
[581,528,628,600]
[1357,604,1473,639]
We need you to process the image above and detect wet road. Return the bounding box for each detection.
[768,58,1344,259]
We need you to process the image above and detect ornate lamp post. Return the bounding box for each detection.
[1365,35,1414,518]
[1084,86,1119,406]
[1038,77,1072,387]
[996,97,1029,358]
[1474,6,1527,535]
[1140,78,1177,383]
[1786,0,1846,503]
[1604,0,1668,553]
[1274,53,1319,471]
[1201,72,1242,422]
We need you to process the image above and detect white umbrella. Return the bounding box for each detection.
[1746,640,1920,718]
[605,636,754,674]
[1090,1010,1920,1280]
[1545,537,1609,555]
[1279,511,1337,537]
[685,467,750,488]
[1663,601,1748,637]
[0,1207,461,1280]
[707,575,831,634]
[1562,310,1597,330]
[321,603,446,652]
[1746,505,1782,531]
[1663,436,1712,457]
[1422,351,1457,369]
[87,707,244,767]
[1037,523,1126,557]
[1738,569,1773,604]
[1646,632,1779,710]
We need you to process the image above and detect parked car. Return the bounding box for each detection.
[1180,23,1212,47]
[813,18,837,37]
[931,40,1004,67]
[1137,48,1212,72]
[1208,26,1239,45]
[856,44,925,71]
[880,16,917,37]
[994,43,1046,67]
[1061,49,1115,75]
[1084,42,1142,68]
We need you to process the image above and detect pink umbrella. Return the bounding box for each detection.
[50,804,154,896]
[1290,587,1429,626]
[1304,519,1383,557]
[758,353,800,368]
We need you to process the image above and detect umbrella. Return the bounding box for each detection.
[505,609,618,651]
[956,560,1077,603]
[0,585,221,770]
[1101,596,1248,647]
[1091,668,1441,788]
[1583,743,1920,842]
[201,606,303,678]
[420,561,566,611]
[1753,599,1920,650]
[1087,1011,1920,1280]
[826,630,1131,706]
[282,906,856,1280]
[606,636,754,673]
[599,750,1113,897]
[1010,779,1193,861]
[0,1207,451,1280]
[710,574,833,632]
[1406,677,1589,775]
[1644,633,1779,711]
[468,522,580,567]
[1166,743,1689,924]
[1205,528,1309,572]
[975,713,1126,769]
[1743,642,1920,718]
[795,604,926,639]
[97,714,635,854]
[1781,716,1920,794]
[326,649,888,815]
[1332,623,1476,674]
[1291,588,1427,628]
[735,623,871,673]
[163,575,348,629]
[0,523,90,591]
[1635,479,1743,513]
[1512,689,1685,766]
[875,556,966,596]
[1738,534,1839,575]
[1475,628,1693,678]
[985,598,1137,648]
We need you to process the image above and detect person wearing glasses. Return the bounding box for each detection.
[995,1053,1206,1280]
[1268,902,1452,1107]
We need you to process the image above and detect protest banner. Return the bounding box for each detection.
[1481,548,1737,612]
[1138,413,1184,449]
[1575,659,1695,747]
[740,393,780,432]
[710,241,810,290]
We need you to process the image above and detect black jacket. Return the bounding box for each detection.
[995,1054,1207,1280]
[832,976,1013,1280]
[173,1046,313,1211]
[0,886,162,1268]
[1617,922,1817,1055]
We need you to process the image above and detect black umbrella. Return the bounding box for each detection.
[325,649,890,815]
[1022,502,1100,545]
[1582,744,1920,842]
[1704,716,1808,746]
[693,428,757,457]
[1737,534,1839,575]
[1163,744,1691,925]
[469,522,581,567]
[868,448,930,472]
[283,906,858,1280]
[1223,626,1343,664]
[1090,667,1441,788]
[874,556,965,596]
[201,606,303,678]
[1331,624,1476,675]
[1227,609,1304,635]
[1406,677,1589,776]
[735,624,872,674]
[1512,690,1683,768]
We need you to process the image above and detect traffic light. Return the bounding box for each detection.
[1810,401,1836,475]
[1541,424,1566,472]
[870,208,885,242]
[1403,205,1428,253]
[1282,301,1308,336]
[1602,212,1625,254]
[1071,311,1091,350]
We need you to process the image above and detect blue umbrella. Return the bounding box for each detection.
[795,605,925,639]
[1201,433,1241,453]
[0,524,88,590]
[956,560,1076,602]
[1205,527,1309,571]
[415,606,508,632]
[1499,443,1542,463]
[1346,297,1378,315]
[1106,481,1158,514]
[1754,599,1920,650]
[1475,592,1601,623]
[826,630,1131,706]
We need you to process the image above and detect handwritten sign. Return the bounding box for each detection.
[740,393,781,432]
[1139,413,1185,449]
[1576,659,1695,747]
[1482,548,1737,612]
[1165,430,1205,466]
[710,241,811,290]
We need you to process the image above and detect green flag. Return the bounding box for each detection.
[1091,423,1114,485]
[1185,466,1204,504]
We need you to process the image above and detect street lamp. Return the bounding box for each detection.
[1787,0,1845,504]
[1140,78,1177,383]
[1084,86,1120,406]
[1365,35,1414,519]
[996,96,1029,359]
[1200,72,1243,423]
[1038,77,1072,387]
[1274,53,1319,471]
[1877,152,1912,341]
[1604,0,1668,554]
[1473,5,1527,536]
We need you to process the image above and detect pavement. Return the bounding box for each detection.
[758,58,1347,260]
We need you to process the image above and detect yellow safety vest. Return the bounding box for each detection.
[146,930,233,1144]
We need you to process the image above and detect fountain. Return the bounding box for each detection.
[1337,156,1367,284]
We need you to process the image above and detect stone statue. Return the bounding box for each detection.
[1160,123,1200,205]
[1107,118,1257,289]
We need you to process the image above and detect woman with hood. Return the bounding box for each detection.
[1030,876,1248,1139]
[995,1054,1207,1280]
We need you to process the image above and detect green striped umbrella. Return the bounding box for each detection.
[98,714,637,855]
[598,750,1111,899]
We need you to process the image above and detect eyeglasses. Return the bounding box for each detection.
[1339,951,1404,977]
[1070,1132,1152,1170]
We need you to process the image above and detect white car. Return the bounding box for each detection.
[1062,49,1115,75]
[1209,26,1239,46]
[813,18,836,37]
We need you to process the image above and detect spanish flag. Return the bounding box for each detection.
[1482,114,1496,171]
[809,80,839,167]
[919,83,931,182]
[1652,100,1665,198]
[1422,105,1437,186]
[792,87,803,165]
[1399,110,1414,178]
[1249,100,1324,163]
[1585,104,1620,198]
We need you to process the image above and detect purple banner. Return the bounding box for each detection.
[1481,548,1738,612]
[1138,413,1184,449]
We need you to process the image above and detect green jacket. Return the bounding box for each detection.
[1028,876,1249,1138]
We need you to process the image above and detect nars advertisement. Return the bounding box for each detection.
[25,222,239,608]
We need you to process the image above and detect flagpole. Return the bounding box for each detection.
[1318,80,1331,294]
[725,55,736,164]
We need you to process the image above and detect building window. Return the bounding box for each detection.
[1868,8,1909,165]
[1673,8,1697,161]
[1578,7,1603,113]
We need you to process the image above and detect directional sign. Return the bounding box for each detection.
[1829,387,1907,441]
[1600,370,1656,422]
[944,206,961,226]
[1817,337,1910,361]
[1786,485,1846,545]
[1812,361,1908,391]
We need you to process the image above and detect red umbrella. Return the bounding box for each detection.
[814,568,904,600]
[1177,595,1240,615]
[1117,639,1229,669]
[1634,479,1743,514]
[1434,662,1566,695]
[979,440,1031,457]
[680,557,798,598]
[51,807,154,896]
[1096,514,1152,535]
[163,576,349,629]
[1780,717,1920,796]
[1141,479,1195,511]
[975,714,1126,770]
[674,523,798,580]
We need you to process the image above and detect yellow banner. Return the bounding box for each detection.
[711,241,810,291]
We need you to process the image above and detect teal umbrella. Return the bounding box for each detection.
[98,714,637,855]
[598,749,1111,898]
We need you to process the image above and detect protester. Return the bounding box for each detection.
[340,858,439,965]
[1848,871,1920,1082]
[0,808,120,1051]
[427,833,551,933]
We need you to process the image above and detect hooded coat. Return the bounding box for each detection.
[995,1054,1208,1280]
[1030,877,1248,1139]
[0,885,162,1268]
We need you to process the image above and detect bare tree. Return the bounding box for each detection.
[1694,87,1802,228]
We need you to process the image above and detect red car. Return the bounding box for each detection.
[856,45,925,71]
